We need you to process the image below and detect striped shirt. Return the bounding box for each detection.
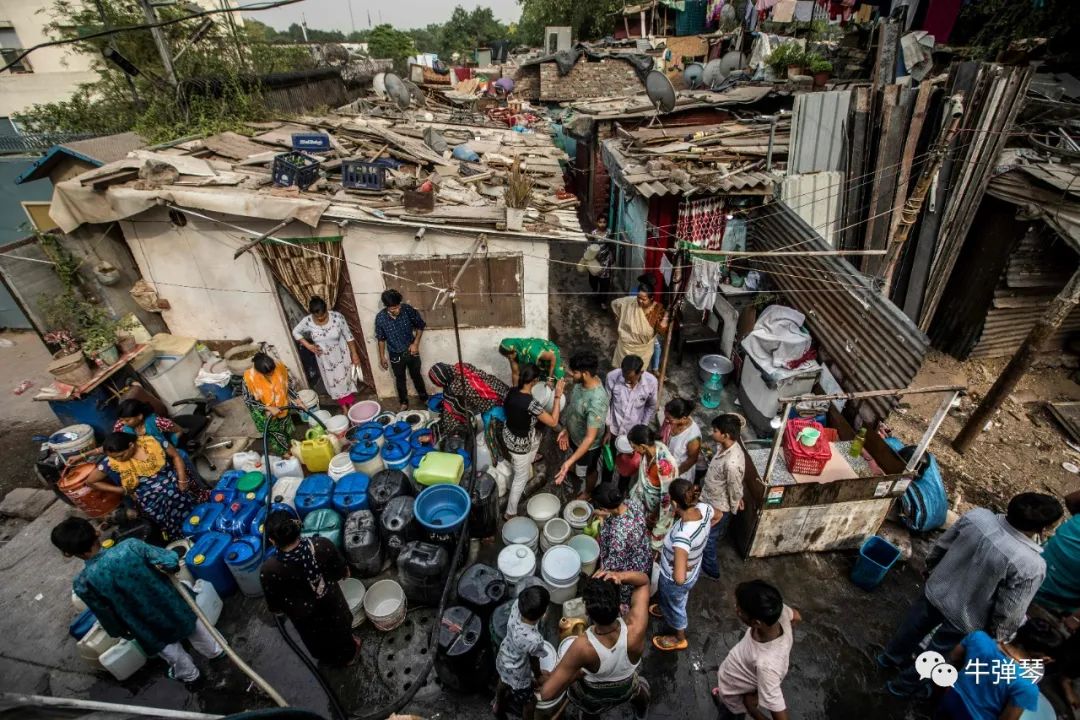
[924,509,1045,641]
[660,502,715,584]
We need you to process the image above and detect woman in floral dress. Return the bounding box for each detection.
[627,424,679,550]
[292,296,362,409]
[593,481,651,607]
[86,432,196,541]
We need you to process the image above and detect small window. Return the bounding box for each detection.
[0,48,31,73]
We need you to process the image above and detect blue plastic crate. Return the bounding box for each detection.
[341,160,387,190]
[272,152,321,188]
[291,132,331,152]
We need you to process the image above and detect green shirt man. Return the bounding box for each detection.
[499,337,565,384]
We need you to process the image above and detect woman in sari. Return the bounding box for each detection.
[87,432,196,541]
[610,274,669,370]
[626,424,679,551]
[242,352,297,456]
[111,398,209,499]
[428,362,510,460]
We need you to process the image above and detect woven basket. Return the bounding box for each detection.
[49,352,93,386]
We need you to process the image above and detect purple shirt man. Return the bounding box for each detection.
[605,355,657,438]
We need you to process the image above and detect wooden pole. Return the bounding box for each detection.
[654,250,688,422]
[953,267,1080,454]
[139,0,178,87]
[880,94,965,292]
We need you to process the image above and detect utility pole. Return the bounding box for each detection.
[953,267,1080,454]
[346,0,357,36]
[139,0,178,87]
[92,0,141,105]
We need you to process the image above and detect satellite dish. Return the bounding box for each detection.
[702,59,726,88]
[645,70,677,114]
[384,73,411,110]
[373,72,387,98]
[718,50,746,76]
[683,62,705,89]
[404,79,427,107]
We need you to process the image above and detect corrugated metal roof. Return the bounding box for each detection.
[781,171,843,246]
[789,90,851,174]
[601,137,778,199]
[749,203,930,422]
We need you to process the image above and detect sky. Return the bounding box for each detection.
[243,0,521,33]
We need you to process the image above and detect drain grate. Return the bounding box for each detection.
[375,610,441,697]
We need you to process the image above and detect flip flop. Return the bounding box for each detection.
[652,635,688,652]
[648,603,663,619]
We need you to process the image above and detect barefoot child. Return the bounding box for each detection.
[715,580,801,720]
[494,586,551,720]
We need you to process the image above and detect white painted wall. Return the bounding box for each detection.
[119,210,303,381]
[341,223,550,400]
[0,0,97,116]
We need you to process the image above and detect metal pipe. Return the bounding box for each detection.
[166,574,288,707]
[762,401,793,485]
[0,693,222,719]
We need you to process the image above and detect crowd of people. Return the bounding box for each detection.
[48,281,1080,720]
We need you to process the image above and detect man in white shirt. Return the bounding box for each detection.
[699,413,745,579]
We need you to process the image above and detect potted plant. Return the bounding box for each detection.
[504,156,533,232]
[767,43,806,79]
[93,261,121,286]
[82,325,120,366]
[806,53,833,87]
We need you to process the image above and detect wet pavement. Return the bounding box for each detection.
[0,243,939,720]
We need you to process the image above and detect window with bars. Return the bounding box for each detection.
[380,253,524,329]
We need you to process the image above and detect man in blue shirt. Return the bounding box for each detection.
[374,288,429,411]
[937,621,1057,720]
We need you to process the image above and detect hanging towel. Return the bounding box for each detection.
[687,257,723,311]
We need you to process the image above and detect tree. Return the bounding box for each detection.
[515,0,619,45]
[368,24,416,71]
[14,0,314,141]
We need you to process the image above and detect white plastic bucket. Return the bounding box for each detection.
[498,544,537,588]
[527,493,560,530]
[542,545,581,604]
[309,409,333,429]
[48,424,95,460]
[298,389,320,414]
[99,639,147,680]
[562,500,593,534]
[567,535,600,576]
[364,579,406,631]
[339,578,367,628]
[541,518,572,552]
[536,641,565,711]
[348,400,382,426]
[558,636,575,657]
[502,516,539,553]
[328,452,355,482]
[325,414,350,440]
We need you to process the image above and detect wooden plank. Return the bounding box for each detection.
[1047,401,1080,444]
[860,85,902,270]
[842,86,871,252]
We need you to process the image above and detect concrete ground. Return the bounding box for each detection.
[0,330,61,498]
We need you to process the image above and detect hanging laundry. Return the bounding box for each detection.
[686,257,724,311]
[677,198,728,250]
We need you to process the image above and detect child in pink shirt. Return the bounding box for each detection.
[715,580,801,720]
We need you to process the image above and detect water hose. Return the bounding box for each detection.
[167,573,288,707]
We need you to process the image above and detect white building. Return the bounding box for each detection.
[44,115,581,400]
[0,0,97,120]
[0,0,243,122]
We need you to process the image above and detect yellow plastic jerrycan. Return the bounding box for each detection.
[299,430,334,473]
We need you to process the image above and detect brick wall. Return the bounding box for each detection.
[539,59,644,101]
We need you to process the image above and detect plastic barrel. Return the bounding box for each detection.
[851,536,901,590]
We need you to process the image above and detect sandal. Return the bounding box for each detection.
[648,603,663,619]
[652,635,688,652]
